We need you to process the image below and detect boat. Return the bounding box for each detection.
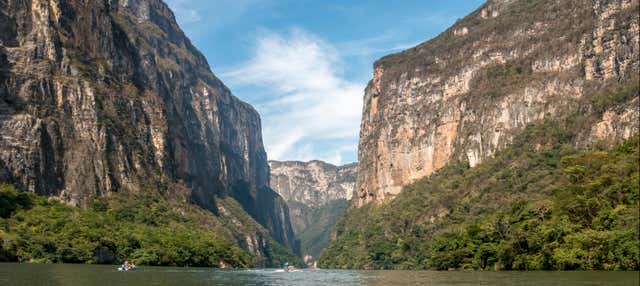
[117,265,137,271]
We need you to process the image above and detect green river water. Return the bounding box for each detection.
[0,263,638,285]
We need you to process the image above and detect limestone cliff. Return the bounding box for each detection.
[270,160,355,207]
[355,0,639,207]
[269,160,356,265]
[0,0,296,261]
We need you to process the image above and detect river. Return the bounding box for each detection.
[0,263,638,285]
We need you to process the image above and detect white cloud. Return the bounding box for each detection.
[222,28,364,165]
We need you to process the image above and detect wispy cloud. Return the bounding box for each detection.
[335,32,420,57]
[165,0,265,34]
[221,28,363,165]
[162,0,483,165]
[404,12,460,27]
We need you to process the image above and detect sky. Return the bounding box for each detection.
[165,0,484,165]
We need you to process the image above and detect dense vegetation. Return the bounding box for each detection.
[0,188,300,268]
[320,125,639,270]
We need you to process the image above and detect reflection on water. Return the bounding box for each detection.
[0,263,638,286]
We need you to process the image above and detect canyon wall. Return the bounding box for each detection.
[354,0,639,207]
[270,160,355,207]
[0,0,296,259]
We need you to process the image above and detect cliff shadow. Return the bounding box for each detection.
[229,180,300,256]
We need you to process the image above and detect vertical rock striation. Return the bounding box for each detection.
[354,0,639,207]
[0,0,296,258]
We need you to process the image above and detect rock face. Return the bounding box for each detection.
[0,0,296,259]
[270,160,356,207]
[354,0,639,207]
[269,160,356,265]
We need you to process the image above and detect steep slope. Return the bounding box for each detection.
[269,160,355,265]
[323,0,639,270]
[0,0,296,264]
[354,0,639,206]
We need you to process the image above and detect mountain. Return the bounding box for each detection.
[0,0,297,266]
[322,0,639,270]
[353,0,638,207]
[269,160,356,266]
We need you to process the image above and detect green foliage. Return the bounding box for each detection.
[470,61,533,99]
[0,184,34,218]
[0,190,253,267]
[586,74,639,115]
[320,131,639,271]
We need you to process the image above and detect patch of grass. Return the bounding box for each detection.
[469,60,533,99]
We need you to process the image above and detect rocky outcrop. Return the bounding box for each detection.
[269,160,356,265]
[269,160,356,207]
[0,0,296,259]
[354,0,639,207]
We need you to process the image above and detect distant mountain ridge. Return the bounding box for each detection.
[269,160,356,207]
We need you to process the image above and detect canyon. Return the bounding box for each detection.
[1,0,638,271]
[269,160,356,266]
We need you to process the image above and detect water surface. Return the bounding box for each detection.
[0,263,638,286]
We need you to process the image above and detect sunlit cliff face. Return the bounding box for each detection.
[353,0,639,207]
[0,0,296,256]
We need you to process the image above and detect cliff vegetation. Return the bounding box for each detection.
[321,126,639,270]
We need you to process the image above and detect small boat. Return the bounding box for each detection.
[118,265,137,271]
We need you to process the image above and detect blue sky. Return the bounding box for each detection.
[165,0,484,165]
